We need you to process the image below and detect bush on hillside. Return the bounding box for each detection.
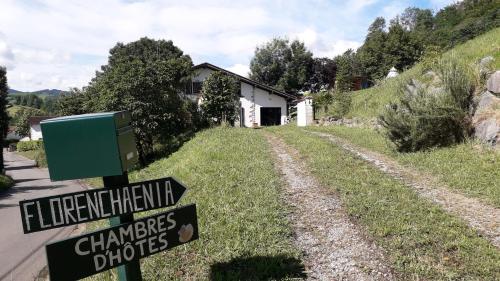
[379,56,474,152]
[328,90,352,118]
[17,140,43,151]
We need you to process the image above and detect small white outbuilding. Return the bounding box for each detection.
[386,67,399,78]
[297,97,314,127]
[185,63,296,127]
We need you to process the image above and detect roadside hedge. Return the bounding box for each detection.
[17,140,43,152]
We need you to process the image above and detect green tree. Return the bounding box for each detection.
[84,37,194,165]
[358,17,388,83]
[384,19,422,72]
[201,71,240,125]
[250,38,313,94]
[0,67,10,171]
[14,108,42,138]
[307,57,337,92]
[334,49,360,92]
[56,88,93,116]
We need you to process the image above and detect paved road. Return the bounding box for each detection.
[0,151,86,281]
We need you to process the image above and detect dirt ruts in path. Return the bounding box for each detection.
[265,133,395,281]
[308,130,500,249]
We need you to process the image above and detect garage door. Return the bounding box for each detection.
[260,107,281,126]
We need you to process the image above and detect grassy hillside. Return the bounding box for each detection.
[347,27,500,119]
[85,127,302,281]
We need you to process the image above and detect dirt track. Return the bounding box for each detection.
[265,133,395,281]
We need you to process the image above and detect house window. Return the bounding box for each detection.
[192,82,203,94]
[240,107,245,127]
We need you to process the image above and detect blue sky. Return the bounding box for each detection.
[0,0,456,91]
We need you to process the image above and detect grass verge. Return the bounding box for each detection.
[306,126,500,208]
[269,126,500,280]
[84,127,302,281]
[17,150,48,168]
[0,174,14,192]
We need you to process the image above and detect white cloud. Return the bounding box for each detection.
[0,0,457,90]
[227,64,250,77]
[0,33,15,70]
[315,39,362,57]
[350,0,379,11]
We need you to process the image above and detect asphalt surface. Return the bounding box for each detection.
[0,151,85,281]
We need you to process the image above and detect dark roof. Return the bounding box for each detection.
[28,116,53,126]
[193,63,297,101]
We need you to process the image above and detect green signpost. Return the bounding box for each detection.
[18,111,199,281]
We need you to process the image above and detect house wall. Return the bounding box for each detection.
[192,67,288,127]
[30,124,43,140]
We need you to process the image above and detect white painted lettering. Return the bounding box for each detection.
[165,181,174,205]
[135,239,147,256]
[105,230,120,250]
[147,217,157,236]
[36,201,52,228]
[90,233,105,252]
[49,198,64,226]
[142,183,154,209]
[75,237,90,255]
[132,185,143,211]
[166,212,176,230]
[93,254,106,271]
[148,236,158,254]
[98,191,110,218]
[74,194,88,222]
[158,232,168,250]
[62,196,76,224]
[122,187,133,213]
[109,189,123,215]
[135,221,147,240]
[22,202,35,232]
[86,192,100,220]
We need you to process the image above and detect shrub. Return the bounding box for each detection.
[379,56,474,152]
[35,147,47,168]
[328,90,352,118]
[0,174,13,191]
[17,140,43,152]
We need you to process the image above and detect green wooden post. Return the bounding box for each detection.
[103,173,143,281]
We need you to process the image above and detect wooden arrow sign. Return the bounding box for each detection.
[19,177,187,234]
[45,204,199,281]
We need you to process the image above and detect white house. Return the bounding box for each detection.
[185,63,296,127]
[21,116,52,141]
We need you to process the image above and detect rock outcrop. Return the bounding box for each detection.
[473,66,500,148]
[486,71,500,94]
[473,91,500,146]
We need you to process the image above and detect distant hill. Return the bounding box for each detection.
[8,88,68,98]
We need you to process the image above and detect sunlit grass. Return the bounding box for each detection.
[269,126,500,280]
[307,125,500,207]
[84,127,302,281]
